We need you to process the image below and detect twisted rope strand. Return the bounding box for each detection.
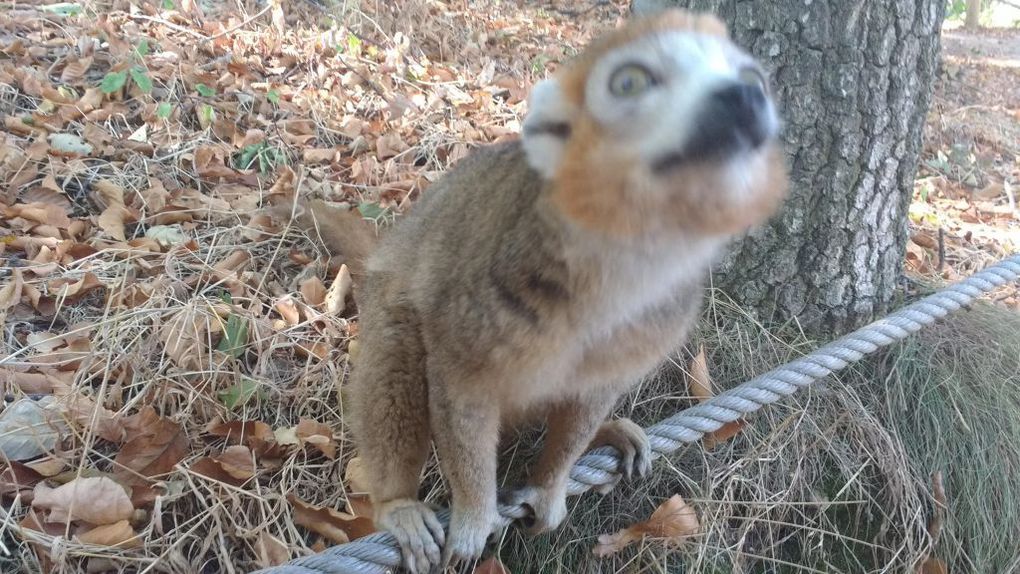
[254,254,1020,574]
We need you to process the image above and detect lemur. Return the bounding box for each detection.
[278,9,788,573]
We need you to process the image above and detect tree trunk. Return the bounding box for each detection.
[966,0,982,29]
[634,0,946,331]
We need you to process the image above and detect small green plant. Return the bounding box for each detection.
[218,376,266,409]
[100,39,155,95]
[266,89,281,105]
[156,101,172,119]
[357,201,394,224]
[216,313,249,359]
[233,141,286,173]
[196,83,216,97]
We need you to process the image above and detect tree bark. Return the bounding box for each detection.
[966,0,982,29]
[634,0,946,331]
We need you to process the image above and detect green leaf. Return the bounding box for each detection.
[217,314,249,359]
[357,202,390,221]
[40,2,82,16]
[200,104,215,123]
[267,89,280,104]
[162,0,174,9]
[346,33,362,54]
[196,83,215,97]
[220,291,233,305]
[235,143,263,170]
[218,377,265,410]
[156,101,172,119]
[135,39,150,57]
[100,71,128,94]
[130,67,153,93]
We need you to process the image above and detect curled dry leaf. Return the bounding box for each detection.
[206,419,279,456]
[256,531,290,567]
[33,476,134,525]
[687,346,746,449]
[76,519,142,548]
[0,397,67,461]
[114,406,189,486]
[300,276,327,307]
[688,346,713,401]
[593,494,700,557]
[191,445,255,485]
[53,387,125,443]
[0,461,45,497]
[7,202,72,228]
[324,264,352,315]
[160,303,214,370]
[0,269,25,311]
[344,456,374,518]
[275,295,301,326]
[288,494,376,544]
[295,418,337,459]
[472,558,510,574]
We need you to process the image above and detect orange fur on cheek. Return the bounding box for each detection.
[550,116,649,237]
[550,134,789,238]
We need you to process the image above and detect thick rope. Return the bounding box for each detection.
[254,254,1020,574]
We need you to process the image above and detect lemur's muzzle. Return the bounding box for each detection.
[653,81,777,173]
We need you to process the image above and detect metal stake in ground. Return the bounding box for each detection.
[254,254,1020,574]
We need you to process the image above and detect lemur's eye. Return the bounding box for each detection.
[609,64,655,97]
[738,66,767,91]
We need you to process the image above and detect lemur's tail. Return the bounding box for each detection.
[273,199,378,282]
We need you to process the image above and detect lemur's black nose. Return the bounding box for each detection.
[710,83,771,150]
[651,81,778,173]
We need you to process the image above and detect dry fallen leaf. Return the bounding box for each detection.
[343,456,374,517]
[324,264,352,315]
[76,519,142,548]
[917,558,948,574]
[687,346,746,448]
[0,397,67,461]
[191,445,256,485]
[114,406,189,486]
[300,276,328,307]
[687,346,713,401]
[206,419,278,456]
[473,557,510,574]
[276,296,301,326]
[288,494,377,544]
[593,494,700,557]
[0,462,45,496]
[295,419,337,459]
[33,476,134,525]
[256,530,291,567]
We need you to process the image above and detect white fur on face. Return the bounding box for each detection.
[521,78,574,179]
[520,30,779,183]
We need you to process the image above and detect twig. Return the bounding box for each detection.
[938,227,946,271]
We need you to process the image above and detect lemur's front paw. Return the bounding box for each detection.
[593,418,652,481]
[441,504,499,571]
[500,484,568,536]
[376,499,445,574]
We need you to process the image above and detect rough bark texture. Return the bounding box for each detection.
[635,0,946,331]
[966,0,982,29]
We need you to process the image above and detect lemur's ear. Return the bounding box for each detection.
[521,77,575,180]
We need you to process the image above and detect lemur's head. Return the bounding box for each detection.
[523,10,789,238]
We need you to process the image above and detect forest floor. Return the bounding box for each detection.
[0,1,1018,574]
